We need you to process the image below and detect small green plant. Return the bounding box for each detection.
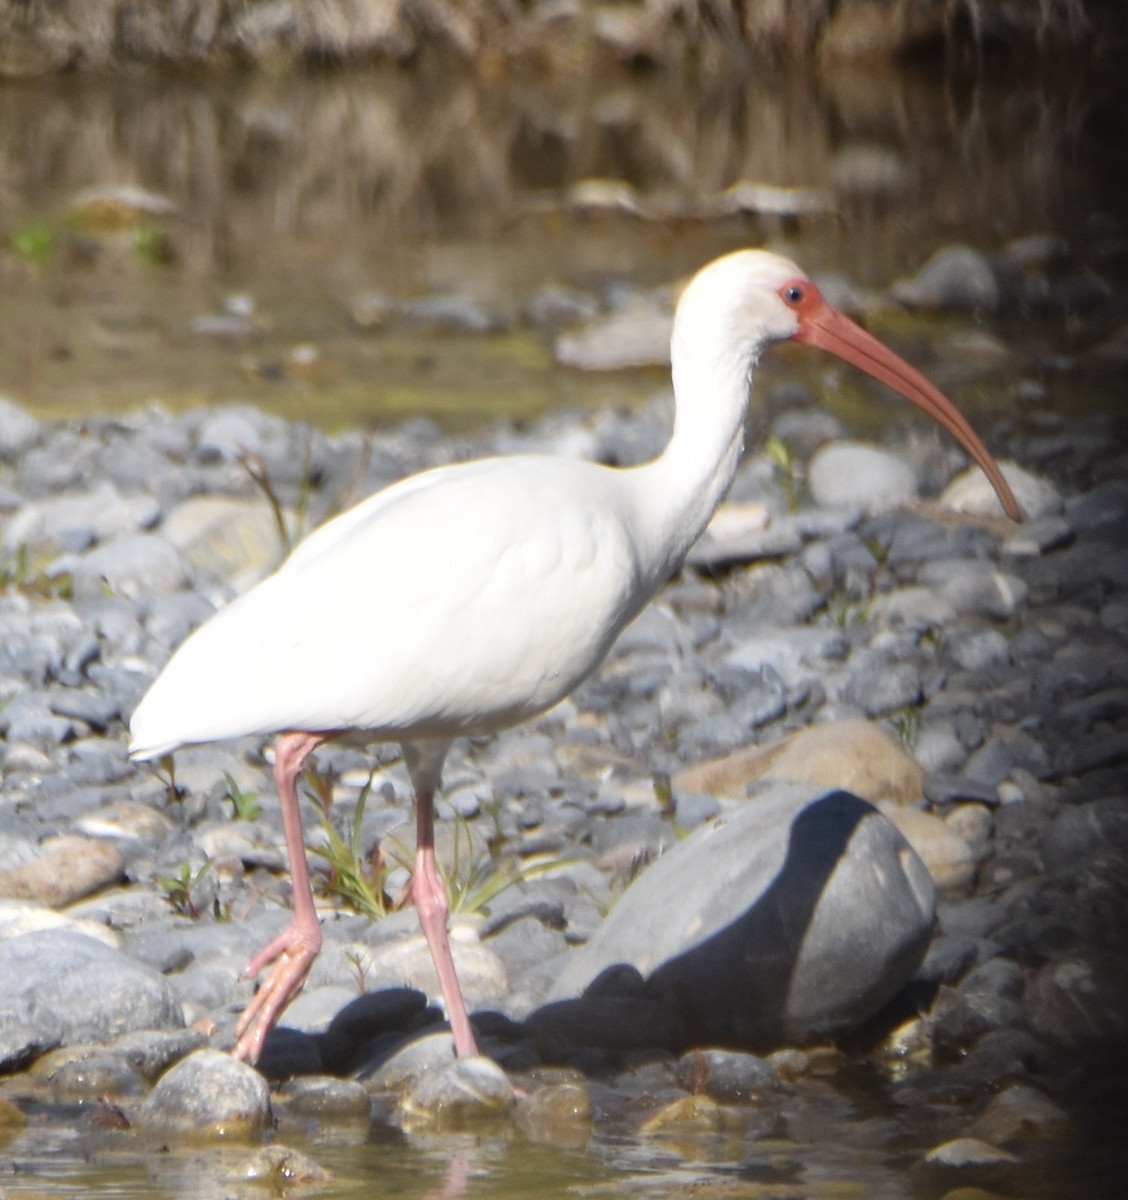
[306,769,394,920]
[826,588,875,628]
[0,544,74,600]
[442,818,571,916]
[766,435,799,513]
[158,860,212,919]
[152,753,182,808]
[239,434,315,559]
[862,533,893,569]
[303,758,574,924]
[133,223,173,266]
[11,219,55,267]
[890,704,923,752]
[223,772,262,821]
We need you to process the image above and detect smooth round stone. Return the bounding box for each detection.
[674,719,924,804]
[674,1048,782,1103]
[942,627,1011,672]
[196,410,263,461]
[923,1136,1018,1166]
[549,785,936,1051]
[111,1028,209,1081]
[400,1055,516,1126]
[514,1080,592,1144]
[0,835,124,906]
[968,1082,1073,1148]
[808,441,918,513]
[137,1049,272,1139]
[1,482,159,551]
[236,1146,333,1187]
[870,586,956,632]
[0,929,183,1045]
[358,1030,457,1092]
[878,804,977,892]
[918,560,1029,619]
[281,1076,372,1119]
[49,1050,146,1100]
[555,298,672,371]
[942,461,1062,520]
[1025,952,1128,1047]
[161,495,285,587]
[892,244,999,312]
[68,533,189,599]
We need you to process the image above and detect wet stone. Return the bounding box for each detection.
[49,1050,146,1100]
[675,1048,782,1103]
[137,1049,272,1139]
[514,1079,592,1146]
[280,1075,372,1120]
[400,1055,516,1126]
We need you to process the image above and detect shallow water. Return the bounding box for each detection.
[0,54,1123,429]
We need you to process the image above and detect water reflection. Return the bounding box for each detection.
[0,58,1119,426]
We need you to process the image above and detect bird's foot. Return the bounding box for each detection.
[232,922,321,1063]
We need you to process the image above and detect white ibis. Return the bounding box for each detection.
[129,249,1021,1063]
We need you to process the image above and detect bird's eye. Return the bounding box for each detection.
[783,285,805,306]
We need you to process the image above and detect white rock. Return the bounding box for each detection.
[808,441,918,513]
[941,461,1061,520]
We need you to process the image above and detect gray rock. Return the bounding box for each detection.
[942,627,1011,672]
[674,1048,782,1103]
[941,462,1060,521]
[1,482,159,551]
[892,245,1000,312]
[1025,952,1128,1047]
[917,560,1029,619]
[48,1050,146,1099]
[931,957,1027,1057]
[0,930,183,1045]
[400,1054,516,1126]
[0,395,43,459]
[548,786,936,1051]
[808,441,918,513]
[555,298,672,371]
[65,533,189,599]
[400,294,503,333]
[112,1027,209,1080]
[846,657,923,717]
[137,1049,272,1138]
[281,1075,372,1119]
[725,627,847,691]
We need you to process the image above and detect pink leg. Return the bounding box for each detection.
[414,784,480,1058]
[233,729,327,1062]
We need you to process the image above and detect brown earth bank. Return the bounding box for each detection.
[0,0,1121,78]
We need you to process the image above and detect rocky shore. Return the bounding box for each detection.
[0,298,1126,1193]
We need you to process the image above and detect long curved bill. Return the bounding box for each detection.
[793,292,1022,521]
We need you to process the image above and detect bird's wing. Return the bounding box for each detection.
[129,456,644,757]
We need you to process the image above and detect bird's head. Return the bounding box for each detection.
[677,249,1022,521]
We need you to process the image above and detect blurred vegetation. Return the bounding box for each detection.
[0,0,1114,78]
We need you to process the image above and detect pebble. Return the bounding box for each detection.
[0,380,1121,1189]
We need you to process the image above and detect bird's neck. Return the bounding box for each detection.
[630,336,754,585]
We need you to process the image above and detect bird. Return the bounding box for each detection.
[129,249,1021,1063]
